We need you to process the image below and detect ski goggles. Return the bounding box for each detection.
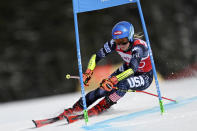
[114,38,129,45]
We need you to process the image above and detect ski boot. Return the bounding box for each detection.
[88,96,116,116]
[58,99,83,120]
[65,96,115,124]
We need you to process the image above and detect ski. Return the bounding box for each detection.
[32,116,61,128]
[65,114,84,124]
[32,114,84,128]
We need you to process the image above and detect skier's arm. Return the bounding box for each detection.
[129,45,145,72]
[83,54,96,86]
[100,45,145,90]
[83,40,116,86]
[95,40,116,62]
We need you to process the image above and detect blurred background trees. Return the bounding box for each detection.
[0,0,196,102]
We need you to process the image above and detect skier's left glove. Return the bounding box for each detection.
[100,76,118,92]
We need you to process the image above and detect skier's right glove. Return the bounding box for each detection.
[83,69,93,86]
[83,54,97,86]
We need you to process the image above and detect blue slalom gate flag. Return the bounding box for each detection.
[73,0,136,13]
[72,0,164,124]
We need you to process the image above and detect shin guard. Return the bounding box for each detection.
[88,96,116,116]
[58,99,83,120]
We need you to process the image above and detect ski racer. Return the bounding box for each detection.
[33,21,153,127]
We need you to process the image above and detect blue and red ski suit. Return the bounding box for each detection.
[84,38,153,107]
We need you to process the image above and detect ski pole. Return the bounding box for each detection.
[65,74,177,103]
[118,88,177,103]
[66,74,80,79]
[136,90,177,103]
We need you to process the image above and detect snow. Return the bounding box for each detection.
[0,77,197,131]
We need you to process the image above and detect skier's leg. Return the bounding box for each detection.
[58,98,84,119]
[86,70,153,117]
[85,87,109,107]
[87,96,116,116]
[65,95,117,124]
[58,88,109,119]
[84,65,128,116]
[65,71,153,123]
[87,89,126,117]
[65,88,125,123]
[62,64,129,120]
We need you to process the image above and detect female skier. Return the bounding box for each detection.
[33,21,153,127]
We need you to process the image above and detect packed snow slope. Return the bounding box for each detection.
[0,77,197,131]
